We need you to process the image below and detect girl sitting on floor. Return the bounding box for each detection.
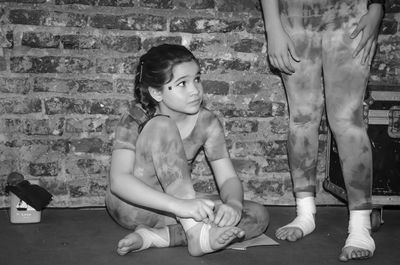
[105,44,269,256]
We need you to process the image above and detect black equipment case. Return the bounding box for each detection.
[324,85,400,231]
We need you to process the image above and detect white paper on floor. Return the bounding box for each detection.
[227,234,279,250]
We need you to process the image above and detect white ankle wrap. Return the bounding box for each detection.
[134,227,170,251]
[282,196,316,236]
[199,223,213,253]
[344,210,375,255]
[178,217,198,231]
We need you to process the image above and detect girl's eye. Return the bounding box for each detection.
[177,81,186,87]
[195,76,201,83]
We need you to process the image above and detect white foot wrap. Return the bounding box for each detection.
[343,210,375,255]
[281,197,316,236]
[134,227,169,251]
[199,223,213,253]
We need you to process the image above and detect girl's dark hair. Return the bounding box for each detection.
[134,44,199,117]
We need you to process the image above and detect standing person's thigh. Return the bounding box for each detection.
[281,30,324,120]
[322,28,371,127]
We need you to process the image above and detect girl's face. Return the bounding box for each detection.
[157,60,203,117]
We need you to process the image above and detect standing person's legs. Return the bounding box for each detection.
[322,2,375,260]
[273,23,325,241]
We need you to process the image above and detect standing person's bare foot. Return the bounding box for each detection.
[275,196,316,242]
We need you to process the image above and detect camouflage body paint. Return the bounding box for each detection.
[280,0,372,210]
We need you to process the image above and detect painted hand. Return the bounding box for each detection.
[213,202,242,227]
[351,4,384,65]
[267,26,300,74]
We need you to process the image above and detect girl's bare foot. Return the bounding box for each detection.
[186,222,245,256]
[116,226,169,255]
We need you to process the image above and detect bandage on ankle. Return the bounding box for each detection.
[135,227,170,251]
[282,196,316,236]
[344,210,375,254]
[178,218,214,253]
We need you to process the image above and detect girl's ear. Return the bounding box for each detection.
[149,87,163,102]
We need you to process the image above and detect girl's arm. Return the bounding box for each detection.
[109,149,214,222]
[109,149,182,213]
[260,0,299,74]
[210,158,244,227]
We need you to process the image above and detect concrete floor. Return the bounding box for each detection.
[1,206,399,265]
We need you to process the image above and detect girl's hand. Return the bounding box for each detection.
[351,4,384,65]
[267,26,300,75]
[174,198,215,223]
[213,202,242,227]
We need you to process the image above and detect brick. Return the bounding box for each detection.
[70,137,111,153]
[29,161,59,176]
[380,18,398,35]
[247,178,285,197]
[66,158,106,174]
[22,32,60,48]
[0,30,13,48]
[140,0,172,9]
[90,14,166,31]
[0,56,5,71]
[231,158,259,175]
[248,100,273,117]
[0,119,24,134]
[202,80,229,95]
[225,120,258,134]
[89,179,107,196]
[105,117,120,133]
[199,58,251,72]
[247,17,265,34]
[386,0,400,13]
[9,9,88,27]
[66,118,104,133]
[96,56,137,74]
[0,77,30,94]
[40,178,68,196]
[270,117,289,134]
[61,35,101,49]
[10,56,94,74]
[174,0,215,9]
[231,39,263,53]
[142,36,182,51]
[170,17,245,33]
[25,118,64,136]
[102,35,141,53]
[232,80,262,94]
[90,99,130,115]
[193,178,217,193]
[76,79,113,93]
[44,97,91,115]
[216,0,260,12]
[56,0,135,7]
[0,98,42,114]
[189,38,222,52]
[115,79,135,94]
[34,77,75,93]
[236,140,287,157]
[262,158,289,172]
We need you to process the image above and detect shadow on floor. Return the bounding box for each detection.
[1,206,399,265]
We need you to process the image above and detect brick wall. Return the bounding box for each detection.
[0,0,399,208]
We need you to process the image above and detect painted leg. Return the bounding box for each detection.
[142,117,245,256]
[275,193,316,241]
[322,11,375,260]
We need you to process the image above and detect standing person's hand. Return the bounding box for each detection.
[267,27,300,74]
[351,4,384,64]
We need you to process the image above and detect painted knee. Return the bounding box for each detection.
[241,201,269,238]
